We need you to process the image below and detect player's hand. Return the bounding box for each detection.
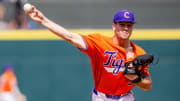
[25,6,45,24]
[123,54,154,83]
[124,63,138,80]
[124,74,138,80]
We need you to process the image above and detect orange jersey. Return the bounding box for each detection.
[79,34,150,95]
[0,71,17,92]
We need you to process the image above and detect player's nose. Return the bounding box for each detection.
[124,25,129,30]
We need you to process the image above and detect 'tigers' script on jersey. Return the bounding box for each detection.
[103,51,125,75]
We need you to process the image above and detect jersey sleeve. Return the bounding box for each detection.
[78,34,102,57]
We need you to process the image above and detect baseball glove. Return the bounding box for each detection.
[123,54,154,83]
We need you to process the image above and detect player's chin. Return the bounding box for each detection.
[119,32,130,39]
[119,35,130,40]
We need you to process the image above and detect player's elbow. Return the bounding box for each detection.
[63,32,73,42]
[137,79,152,91]
[141,77,152,91]
[142,81,152,91]
[143,84,152,91]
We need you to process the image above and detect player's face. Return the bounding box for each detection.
[113,22,134,40]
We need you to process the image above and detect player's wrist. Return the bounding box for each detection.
[124,74,138,80]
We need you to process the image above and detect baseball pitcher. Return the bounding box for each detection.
[25,5,153,101]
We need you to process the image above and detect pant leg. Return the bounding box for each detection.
[91,92,105,101]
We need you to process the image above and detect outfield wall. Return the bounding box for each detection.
[0,30,179,101]
[0,29,180,40]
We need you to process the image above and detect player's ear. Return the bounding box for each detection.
[112,23,116,31]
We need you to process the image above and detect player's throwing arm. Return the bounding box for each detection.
[24,3,86,49]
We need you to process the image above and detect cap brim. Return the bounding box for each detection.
[114,21,136,24]
[113,19,135,23]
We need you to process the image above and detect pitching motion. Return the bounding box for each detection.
[24,3,156,101]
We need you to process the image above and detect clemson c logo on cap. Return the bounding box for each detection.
[124,12,130,18]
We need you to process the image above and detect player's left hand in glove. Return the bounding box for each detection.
[123,54,154,83]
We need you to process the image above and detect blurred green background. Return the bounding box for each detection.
[0,0,180,101]
[0,40,179,101]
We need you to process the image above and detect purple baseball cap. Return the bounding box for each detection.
[113,10,135,23]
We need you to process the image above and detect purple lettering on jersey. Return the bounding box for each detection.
[104,51,124,75]
[104,51,117,65]
[113,59,123,75]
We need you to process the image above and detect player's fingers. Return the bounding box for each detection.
[31,5,36,11]
[25,12,31,17]
[35,11,38,17]
[26,10,33,15]
[36,11,44,20]
[25,8,34,15]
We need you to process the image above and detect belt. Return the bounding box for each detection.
[93,88,129,100]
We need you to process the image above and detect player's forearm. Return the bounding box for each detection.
[41,17,86,49]
[41,17,72,41]
[136,77,152,91]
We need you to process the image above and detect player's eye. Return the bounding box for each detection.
[120,24,125,27]
[127,24,132,27]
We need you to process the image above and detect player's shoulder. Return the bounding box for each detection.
[86,33,110,40]
[88,33,103,38]
[131,41,146,54]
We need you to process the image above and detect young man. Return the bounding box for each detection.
[26,6,152,101]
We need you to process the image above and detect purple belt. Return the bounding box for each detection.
[93,88,129,100]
